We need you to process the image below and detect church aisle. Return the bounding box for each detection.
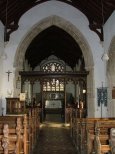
[33,121,76,154]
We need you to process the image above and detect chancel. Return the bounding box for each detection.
[0,1,115,154]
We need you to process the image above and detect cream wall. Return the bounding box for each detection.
[95,11,115,117]
[0,22,5,115]
[0,2,114,116]
[0,21,4,91]
[104,11,115,117]
[104,11,115,52]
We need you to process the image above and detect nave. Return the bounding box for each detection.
[33,114,76,154]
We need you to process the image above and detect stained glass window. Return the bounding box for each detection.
[43,79,64,92]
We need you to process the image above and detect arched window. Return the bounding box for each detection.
[42,62,65,72]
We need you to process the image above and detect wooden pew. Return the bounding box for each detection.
[70,112,115,154]
[87,119,115,154]
[0,107,40,154]
[26,107,40,153]
[0,115,27,154]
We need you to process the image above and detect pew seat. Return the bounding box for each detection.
[101,145,110,153]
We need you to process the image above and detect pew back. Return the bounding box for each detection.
[70,114,115,154]
[0,107,40,154]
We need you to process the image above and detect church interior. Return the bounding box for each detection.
[0,0,115,154]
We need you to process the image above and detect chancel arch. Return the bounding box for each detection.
[14,15,94,117]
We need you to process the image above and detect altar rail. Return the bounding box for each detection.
[70,110,115,154]
[0,107,40,154]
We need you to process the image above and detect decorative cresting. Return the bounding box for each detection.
[20,71,88,84]
[2,124,9,154]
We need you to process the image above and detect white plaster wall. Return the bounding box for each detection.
[2,1,113,117]
[0,21,4,90]
[104,11,115,53]
[0,21,5,115]
[104,11,115,117]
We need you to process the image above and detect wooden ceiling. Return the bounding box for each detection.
[0,0,114,70]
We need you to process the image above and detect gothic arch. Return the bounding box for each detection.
[14,15,95,117]
[14,15,94,69]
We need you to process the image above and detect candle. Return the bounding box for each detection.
[77,102,79,108]
[80,101,83,109]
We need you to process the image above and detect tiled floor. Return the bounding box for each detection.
[33,114,76,154]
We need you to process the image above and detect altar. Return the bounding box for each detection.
[45,100,62,109]
[45,100,62,114]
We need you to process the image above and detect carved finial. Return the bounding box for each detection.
[2,124,9,154]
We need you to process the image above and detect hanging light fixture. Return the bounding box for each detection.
[101,0,109,61]
[101,52,109,61]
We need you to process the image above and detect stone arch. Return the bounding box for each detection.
[14,15,95,117]
[107,36,115,117]
[14,15,94,69]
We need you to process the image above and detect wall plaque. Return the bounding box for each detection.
[19,93,26,101]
